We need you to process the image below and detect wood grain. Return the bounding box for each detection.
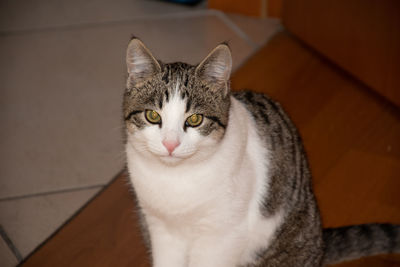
[282,0,400,107]
[22,32,400,266]
[22,172,150,267]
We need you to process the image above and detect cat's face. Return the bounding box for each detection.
[124,39,232,165]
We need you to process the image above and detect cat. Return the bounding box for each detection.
[123,38,400,267]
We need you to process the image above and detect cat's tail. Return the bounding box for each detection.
[322,223,400,266]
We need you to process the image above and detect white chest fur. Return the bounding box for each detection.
[126,97,283,266]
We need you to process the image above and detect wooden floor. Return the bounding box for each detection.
[21,32,400,266]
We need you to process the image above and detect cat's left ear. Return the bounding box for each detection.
[195,43,232,95]
[126,38,161,87]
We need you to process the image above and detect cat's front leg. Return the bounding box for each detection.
[147,216,188,267]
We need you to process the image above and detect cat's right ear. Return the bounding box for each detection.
[195,43,232,95]
[126,38,161,87]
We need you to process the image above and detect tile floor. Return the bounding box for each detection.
[0,0,281,265]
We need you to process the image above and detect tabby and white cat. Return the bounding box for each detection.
[123,38,400,267]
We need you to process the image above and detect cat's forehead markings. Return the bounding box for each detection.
[162,79,184,112]
[161,84,186,132]
[174,79,180,95]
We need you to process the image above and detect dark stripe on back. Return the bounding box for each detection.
[262,95,304,207]
[267,99,297,160]
[275,124,284,145]
[255,101,270,125]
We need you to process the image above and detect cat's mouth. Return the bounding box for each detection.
[159,154,185,164]
[142,142,197,164]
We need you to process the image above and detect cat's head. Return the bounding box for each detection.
[123,38,232,165]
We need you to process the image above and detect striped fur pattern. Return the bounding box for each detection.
[233,91,324,266]
[323,223,400,265]
[123,38,400,267]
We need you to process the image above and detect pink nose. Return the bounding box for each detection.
[162,140,180,155]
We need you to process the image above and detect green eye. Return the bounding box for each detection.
[145,110,161,124]
[186,114,203,127]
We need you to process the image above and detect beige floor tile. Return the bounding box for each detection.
[0,236,19,267]
[0,13,253,199]
[0,0,206,33]
[0,187,101,258]
[226,13,282,47]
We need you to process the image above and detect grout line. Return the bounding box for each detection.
[0,9,214,36]
[0,225,23,262]
[19,169,127,264]
[211,9,283,73]
[211,10,258,49]
[0,184,105,202]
